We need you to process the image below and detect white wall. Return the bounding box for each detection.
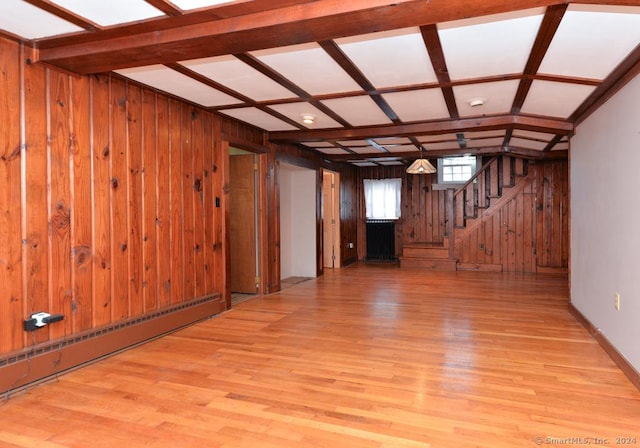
[571,74,640,372]
[279,164,317,279]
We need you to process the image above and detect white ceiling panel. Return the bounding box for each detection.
[268,103,342,129]
[470,137,506,148]
[453,80,520,117]
[170,0,236,10]
[321,96,393,127]
[425,141,464,150]
[352,162,379,167]
[512,130,555,141]
[387,144,422,153]
[302,142,338,148]
[218,108,298,132]
[521,80,596,118]
[462,130,505,139]
[373,137,412,146]
[554,141,570,150]
[116,65,239,107]
[378,161,405,166]
[382,89,449,122]
[350,146,384,154]
[50,0,164,26]
[417,134,459,143]
[338,140,373,147]
[539,5,640,80]
[510,137,548,151]
[336,28,438,88]
[0,0,83,39]
[313,147,351,155]
[252,43,362,95]
[439,9,545,80]
[180,56,296,101]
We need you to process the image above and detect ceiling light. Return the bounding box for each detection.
[468,97,486,107]
[406,146,436,175]
[301,114,316,124]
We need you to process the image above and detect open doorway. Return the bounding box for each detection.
[322,170,341,269]
[229,148,258,305]
[279,162,316,288]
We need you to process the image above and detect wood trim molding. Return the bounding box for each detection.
[1,295,222,395]
[569,303,640,391]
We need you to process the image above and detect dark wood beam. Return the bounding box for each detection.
[319,40,400,123]
[511,4,567,114]
[571,43,640,126]
[270,115,574,143]
[36,0,566,74]
[421,24,459,120]
[323,146,568,161]
[234,53,352,128]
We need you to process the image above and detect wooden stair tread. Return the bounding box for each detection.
[399,256,457,271]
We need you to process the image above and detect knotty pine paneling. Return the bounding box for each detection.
[0,39,22,353]
[455,161,569,272]
[0,37,228,362]
[358,158,568,273]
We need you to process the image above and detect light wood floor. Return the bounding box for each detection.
[1,264,639,447]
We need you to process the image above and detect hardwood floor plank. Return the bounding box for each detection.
[1,264,639,447]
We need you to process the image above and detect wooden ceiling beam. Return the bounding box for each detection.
[421,24,459,120]
[571,43,640,126]
[511,4,567,114]
[35,0,565,74]
[319,40,401,123]
[269,115,574,143]
[324,146,568,161]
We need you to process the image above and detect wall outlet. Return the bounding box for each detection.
[614,292,621,311]
[348,242,354,249]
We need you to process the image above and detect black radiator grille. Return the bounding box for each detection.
[366,220,396,261]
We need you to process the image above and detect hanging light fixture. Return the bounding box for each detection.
[406,146,436,174]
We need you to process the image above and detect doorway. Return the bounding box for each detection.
[229,149,258,302]
[279,162,316,282]
[323,170,341,269]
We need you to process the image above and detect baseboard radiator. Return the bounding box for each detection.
[366,220,396,261]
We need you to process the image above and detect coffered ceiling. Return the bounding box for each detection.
[2,0,640,168]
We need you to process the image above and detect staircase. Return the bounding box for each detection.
[399,238,456,270]
[399,155,530,271]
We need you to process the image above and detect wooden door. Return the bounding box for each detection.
[230,154,257,293]
[323,171,340,268]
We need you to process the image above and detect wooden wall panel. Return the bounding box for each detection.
[192,110,206,298]
[24,58,49,345]
[1,37,235,386]
[0,39,23,353]
[110,78,130,321]
[70,74,93,333]
[168,99,184,304]
[155,96,171,309]
[357,158,567,273]
[181,108,195,299]
[127,83,144,317]
[142,89,158,313]
[48,69,73,340]
[91,74,112,327]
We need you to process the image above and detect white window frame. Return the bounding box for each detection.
[433,156,477,189]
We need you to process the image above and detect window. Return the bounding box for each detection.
[438,155,477,184]
[363,178,401,220]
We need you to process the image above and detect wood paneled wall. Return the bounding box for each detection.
[356,158,569,272]
[0,38,230,357]
[455,160,569,272]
